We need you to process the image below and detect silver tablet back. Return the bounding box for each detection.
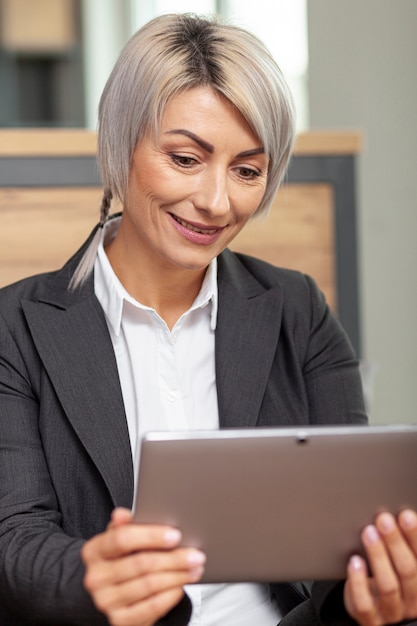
[134,425,417,582]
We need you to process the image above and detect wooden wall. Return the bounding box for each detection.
[231,183,335,309]
[0,130,362,348]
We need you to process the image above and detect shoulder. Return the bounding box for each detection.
[0,271,56,310]
[0,273,60,348]
[218,249,343,349]
[219,248,325,307]
[0,224,98,320]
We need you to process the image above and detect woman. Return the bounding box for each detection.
[1,13,417,626]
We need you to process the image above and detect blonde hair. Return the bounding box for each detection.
[70,13,295,289]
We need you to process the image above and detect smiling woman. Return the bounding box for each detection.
[69,12,295,290]
[104,87,269,318]
[1,12,417,626]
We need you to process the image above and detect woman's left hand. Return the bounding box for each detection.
[344,509,417,625]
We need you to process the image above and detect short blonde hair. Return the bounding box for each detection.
[99,13,295,214]
[70,13,295,289]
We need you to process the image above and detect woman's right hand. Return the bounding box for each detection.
[82,508,205,626]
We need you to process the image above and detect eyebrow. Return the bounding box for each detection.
[165,129,264,158]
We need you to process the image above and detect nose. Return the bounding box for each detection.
[193,167,230,217]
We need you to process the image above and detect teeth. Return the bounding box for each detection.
[174,215,217,235]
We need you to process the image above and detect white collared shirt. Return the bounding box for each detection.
[94,218,281,625]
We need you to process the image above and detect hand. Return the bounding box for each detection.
[344,509,417,625]
[82,508,206,626]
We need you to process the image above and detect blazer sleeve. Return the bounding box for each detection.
[0,307,192,626]
[0,308,108,624]
[262,273,366,623]
[301,274,367,426]
[299,276,367,623]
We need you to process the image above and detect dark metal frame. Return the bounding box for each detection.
[287,155,361,357]
[0,153,361,356]
[0,0,85,128]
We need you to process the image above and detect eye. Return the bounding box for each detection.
[236,166,261,180]
[170,154,198,168]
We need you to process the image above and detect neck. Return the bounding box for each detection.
[105,239,208,330]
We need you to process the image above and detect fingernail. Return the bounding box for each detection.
[164,528,182,544]
[349,555,364,571]
[400,509,417,530]
[378,512,395,533]
[187,550,206,567]
[189,566,205,581]
[364,524,380,544]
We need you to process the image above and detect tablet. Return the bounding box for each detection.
[133,424,417,583]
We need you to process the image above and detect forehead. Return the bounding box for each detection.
[158,86,263,149]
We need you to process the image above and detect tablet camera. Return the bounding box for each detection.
[296,431,309,444]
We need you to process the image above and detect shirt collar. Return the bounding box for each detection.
[94,217,218,336]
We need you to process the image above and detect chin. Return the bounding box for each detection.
[170,254,215,272]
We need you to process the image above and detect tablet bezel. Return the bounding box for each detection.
[133,424,417,582]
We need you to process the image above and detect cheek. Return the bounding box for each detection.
[130,164,156,196]
[134,166,196,205]
[233,188,266,222]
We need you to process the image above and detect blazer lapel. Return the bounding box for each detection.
[215,250,284,428]
[20,236,283,504]
[21,244,133,509]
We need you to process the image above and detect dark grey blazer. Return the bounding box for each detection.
[0,225,367,625]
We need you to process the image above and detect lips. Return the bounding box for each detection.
[171,214,219,235]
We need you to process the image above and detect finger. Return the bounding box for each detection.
[82,524,182,564]
[92,563,204,613]
[85,546,206,589]
[398,509,417,554]
[107,586,186,626]
[361,523,403,624]
[107,507,133,530]
[376,512,417,617]
[344,555,379,626]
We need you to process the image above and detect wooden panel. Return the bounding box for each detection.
[0,130,97,156]
[0,129,361,351]
[294,131,362,155]
[0,185,336,311]
[0,130,361,157]
[230,183,336,311]
[0,0,76,52]
[0,188,101,287]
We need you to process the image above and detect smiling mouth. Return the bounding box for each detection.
[171,214,219,235]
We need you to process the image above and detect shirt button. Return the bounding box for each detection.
[167,391,177,402]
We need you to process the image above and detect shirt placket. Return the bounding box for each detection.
[157,324,189,430]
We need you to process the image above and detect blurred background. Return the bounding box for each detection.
[0,0,416,425]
